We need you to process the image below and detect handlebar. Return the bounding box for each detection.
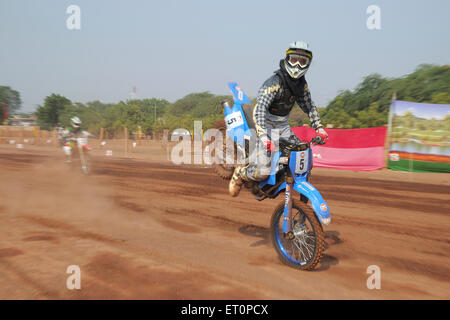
[311,135,323,145]
[280,135,323,153]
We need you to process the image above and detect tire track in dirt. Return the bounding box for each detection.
[1,146,449,299]
[93,157,450,215]
[17,214,267,299]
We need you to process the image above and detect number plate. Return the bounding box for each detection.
[225,111,244,129]
[77,137,87,146]
[294,151,309,174]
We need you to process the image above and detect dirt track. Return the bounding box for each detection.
[0,144,449,299]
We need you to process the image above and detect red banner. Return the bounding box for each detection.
[292,126,387,171]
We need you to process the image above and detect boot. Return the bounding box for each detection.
[229,166,247,197]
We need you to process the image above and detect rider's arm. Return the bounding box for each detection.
[296,83,323,130]
[60,129,69,142]
[253,76,281,142]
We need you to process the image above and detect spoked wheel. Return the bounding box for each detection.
[212,120,236,180]
[72,148,91,175]
[271,200,325,270]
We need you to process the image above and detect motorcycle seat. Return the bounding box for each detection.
[241,104,256,131]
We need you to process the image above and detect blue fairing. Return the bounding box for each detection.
[259,147,331,225]
[293,182,330,224]
[228,82,251,105]
[258,152,282,187]
[225,82,330,226]
[224,83,253,147]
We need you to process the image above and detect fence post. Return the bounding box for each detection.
[385,92,396,169]
[52,128,58,147]
[20,127,24,144]
[138,126,142,146]
[124,127,128,157]
[34,126,40,146]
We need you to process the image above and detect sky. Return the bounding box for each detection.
[0,0,449,112]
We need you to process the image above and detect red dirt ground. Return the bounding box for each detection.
[0,144,449,299]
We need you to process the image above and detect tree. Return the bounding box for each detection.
[36,94,72,130]
[0,86,22,123]
[289,107,308,127]
[321,64,450,128]
[431,92,450,104]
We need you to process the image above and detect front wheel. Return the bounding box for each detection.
[80,151,91,174]
[270,200,325,270]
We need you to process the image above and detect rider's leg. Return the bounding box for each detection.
[229,120,298,196]
[229,140,272,197]
[229,165,248,197]
[63,145,72,163]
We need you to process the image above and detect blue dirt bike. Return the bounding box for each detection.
[214,82,331,270]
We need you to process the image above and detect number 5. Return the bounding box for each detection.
[299,159,304,170]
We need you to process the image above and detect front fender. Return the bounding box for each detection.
[293,181,331,226]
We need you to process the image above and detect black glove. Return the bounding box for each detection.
[280,136,304,150]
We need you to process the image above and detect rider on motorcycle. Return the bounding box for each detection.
[229,41,328,197]
[62,116,83,162]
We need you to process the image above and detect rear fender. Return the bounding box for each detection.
[293,181,331,226]
[224,82,253,148]
[228,82,251,105]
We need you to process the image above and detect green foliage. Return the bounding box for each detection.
[0,86,22,123]
[431,92,450,104]
[166,92,227,117]
[31,64,449,134]
[36,94,72,130]
[322,64,450,128]
[163,92,231,131]
[288,107,309,127]
[35,95,170,136]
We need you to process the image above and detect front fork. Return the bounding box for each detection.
[78,144,85,164]
[282,177,294,234]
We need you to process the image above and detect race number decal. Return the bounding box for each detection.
[225,111,244,129]
[237,89,244,101]
[295,151,309,175]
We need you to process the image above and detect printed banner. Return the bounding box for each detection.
[388,100,450,173]
[292,126,387,171]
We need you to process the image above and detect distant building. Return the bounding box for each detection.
[11,114,37,126]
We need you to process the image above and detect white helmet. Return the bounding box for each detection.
[284,41,313,79]
[70,116,81,128]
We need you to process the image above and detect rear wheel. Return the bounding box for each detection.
[270,200,325,270]
[212,120,236,180]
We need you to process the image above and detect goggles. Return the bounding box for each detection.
[287,54,310,68]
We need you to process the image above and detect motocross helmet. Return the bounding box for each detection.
[70,116,81,128]
[284,41,313,79]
